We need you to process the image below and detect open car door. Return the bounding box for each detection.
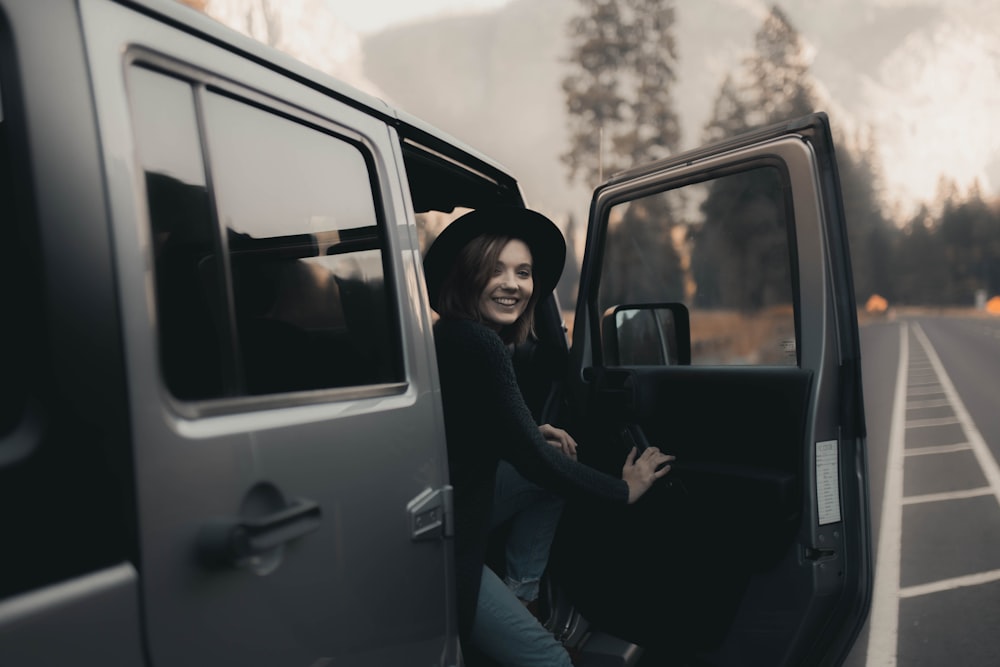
[552,113,871,665]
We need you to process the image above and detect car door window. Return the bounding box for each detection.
[566,118,869,665]
[130,67,224,399]
[598,166,798,365]
[129,65,401,402]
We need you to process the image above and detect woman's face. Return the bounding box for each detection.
[478,238,534,330]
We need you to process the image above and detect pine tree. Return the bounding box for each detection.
[838,131,893,304]
[938,182,998,304]
[691,6,831,310]
[562,0,681,187]
[562,0,685,311]
[891,207,951,305]
[703,5,817,143]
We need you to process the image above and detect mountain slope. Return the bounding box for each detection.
[362,0,1000,221]
[363,0,583,218]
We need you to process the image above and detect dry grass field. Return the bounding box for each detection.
[562,304,1000,365]
[564,305,797,364]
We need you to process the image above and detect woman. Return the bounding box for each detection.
[423,206,672,666]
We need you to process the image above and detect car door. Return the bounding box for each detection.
[553,113,870,666]
[80,1,456,666]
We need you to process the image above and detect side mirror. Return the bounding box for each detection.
[601,303,690,366]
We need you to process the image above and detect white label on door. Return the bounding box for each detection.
[816,440,841,525]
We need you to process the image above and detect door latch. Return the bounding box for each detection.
[407,485,454,541]
[804,546,836,561]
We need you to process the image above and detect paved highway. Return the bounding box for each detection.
[844,314,1000,666]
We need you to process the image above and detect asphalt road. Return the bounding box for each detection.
[843,314,1000,667]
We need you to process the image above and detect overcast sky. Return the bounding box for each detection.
[324,0,512,34]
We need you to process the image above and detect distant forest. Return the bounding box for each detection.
[561,1,1000,309]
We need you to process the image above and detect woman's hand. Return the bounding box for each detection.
[539,424,578,461]
[622,446,674,504]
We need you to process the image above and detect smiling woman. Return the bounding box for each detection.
[0,1,873,664]
[423,207,565,346]
[422,206,673,665]
[478,238,534,330]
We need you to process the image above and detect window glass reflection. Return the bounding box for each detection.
[599,167,797,366]
[130,67,228,398]
[202,92,400,393]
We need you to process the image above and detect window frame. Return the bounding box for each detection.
[126,53,407,418]
[588,155,803,369]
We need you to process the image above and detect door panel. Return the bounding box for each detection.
[558,114,869,666]
[81,2,455,665]
[556,366,813,652]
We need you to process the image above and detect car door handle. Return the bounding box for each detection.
[198,497,322,569]
[237,497,322,553]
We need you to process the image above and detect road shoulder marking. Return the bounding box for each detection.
[866,322,908,667]
[905,443,972,456]
[913,323,1000,509]
[902,486,993,505]
[905,416,960,428]
[899,568,1000,599]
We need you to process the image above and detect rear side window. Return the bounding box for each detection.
[130,67,222,398]
[129,65,401,402]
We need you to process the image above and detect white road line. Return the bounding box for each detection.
[899,568,1000,599]
[902,487,993,505]
[866,322,908,667]
[906,399,951,409]
[907,386,945,396]
[905,417,960,428]
[913,323,1000,509]
[905,443,972,457]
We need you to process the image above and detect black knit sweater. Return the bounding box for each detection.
[433,318,629,638]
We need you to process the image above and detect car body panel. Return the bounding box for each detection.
[78,1,456,665]
[0,1,868,665]
[555,114,870,665]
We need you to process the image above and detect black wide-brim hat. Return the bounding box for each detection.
[423,206,567,312]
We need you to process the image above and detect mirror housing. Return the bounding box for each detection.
[601,303,690,366]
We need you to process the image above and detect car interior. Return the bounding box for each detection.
[401,134,664,665]
[399,130,819,667]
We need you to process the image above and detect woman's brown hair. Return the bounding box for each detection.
[435,233,538,345]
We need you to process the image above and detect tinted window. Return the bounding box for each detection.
[202,91,399,394]
[130,66,401,400]
[129,67,227,399]
[598,166,797,365]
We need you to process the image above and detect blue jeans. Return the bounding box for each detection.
[491,461,565,602]
[469,566,573,667]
